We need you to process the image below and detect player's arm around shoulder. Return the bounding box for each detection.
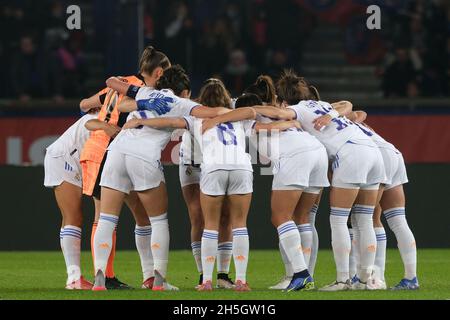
[253,105,296,120]
[190,106,232,119]
[254,120,301,133]
[79,92,103,113]
[122,117,187,130]
[85,119,121,138]
[201,107,257,134]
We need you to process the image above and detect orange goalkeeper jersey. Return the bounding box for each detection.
[80,74,145,196]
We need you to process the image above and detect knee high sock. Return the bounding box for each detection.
[191,241,203,274]
[149,213,170,279]
[62,226,82,283]
[232,228,250,283]
[384,207,417,280]
[135,225,154,281]
[93,214,118,276]
[298,224,313,269]
[330,207,352,283]
[374,227,387,281]
[353,205,377,283]
[309,204,319,275]
[277,221,308,274]
[217,242,233,274]
[201,230,218,283]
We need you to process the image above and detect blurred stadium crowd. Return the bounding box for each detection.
[0,0,448,102]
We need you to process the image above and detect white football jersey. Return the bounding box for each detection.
[108,87,200,162]
[255,114,324,161]
[46,113,97,159]
[184,116,254,174]
[355,123,399,153]
[289,100,377,156]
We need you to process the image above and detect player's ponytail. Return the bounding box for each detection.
[245,75,277,105]
[139,46,171,76]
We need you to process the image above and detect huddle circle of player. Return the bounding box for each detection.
[44,46,419,292]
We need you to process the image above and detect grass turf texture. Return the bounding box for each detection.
[0,249,449,300]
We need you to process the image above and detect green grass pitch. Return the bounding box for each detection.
[0,249,449,300]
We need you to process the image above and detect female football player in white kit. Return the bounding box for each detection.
[245,76,352,289]
[348,112,418,290]
[123,94,302,292]
[91,65,232,291]
[255,70,386,291]
[202,91,330,292]
[179,78,235,289]
[44,109,98,290]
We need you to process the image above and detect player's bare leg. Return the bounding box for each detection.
[55,182,92,290]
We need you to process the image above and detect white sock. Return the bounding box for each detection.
[135,225,154,281]
[279,241,293,277]
[298,224,313,268]
[309,204,319,275]
[374,227,387,281]
[384,207,417,280]
[217,242,233,274]
[60,228,68,267]
[232,228,250,283]
[353,205,377,282]
[191,241,202,274]
[201,230,218,283]
[62,225,82,283]
[149,213,170,279]
[330,207,351,282]
[349,228,357,278]
[277,221,307,274]
[94,214,118,276]
[351,214,361,276]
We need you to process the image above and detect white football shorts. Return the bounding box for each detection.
[272,147,330,193]
[100,150,165,194]
[331,142,386,190]
[385,152,408,190]
[179,164,201,187]
[44,153,82,188]
[200,169,253,196]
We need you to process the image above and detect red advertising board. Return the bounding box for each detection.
[1,115,450,166]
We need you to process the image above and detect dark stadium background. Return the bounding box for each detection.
[0,0,449,250]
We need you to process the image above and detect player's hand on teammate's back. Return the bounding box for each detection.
[201,118,218,134]
[313,114,332,131]
[137,97,174,115]
[122,119,142,130]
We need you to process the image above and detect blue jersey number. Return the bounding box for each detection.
[313,108,352,131]
[217,123,237,146]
